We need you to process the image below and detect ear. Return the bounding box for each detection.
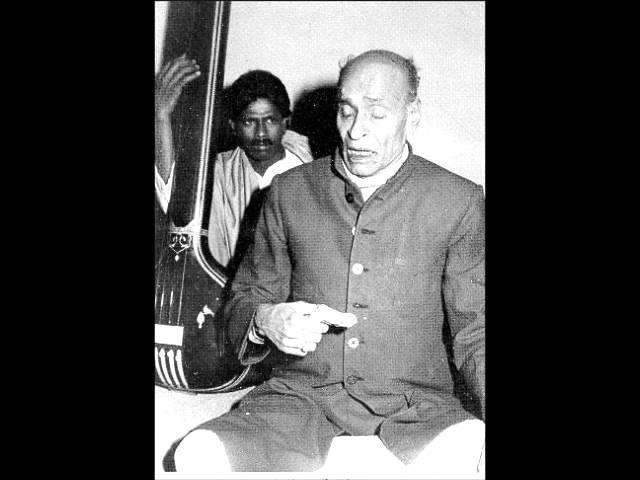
[407,98,421,130]
[282,116,291,129]
[228,119,236,134]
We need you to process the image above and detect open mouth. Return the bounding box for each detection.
[347,148,376,159]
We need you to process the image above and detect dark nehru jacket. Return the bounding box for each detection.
[224,143,485,419]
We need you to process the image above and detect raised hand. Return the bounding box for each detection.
[255,302,357,357]
[155,54,201,119]
[155,54,201,183]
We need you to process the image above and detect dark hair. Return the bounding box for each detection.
[227,70,291,121]
[338,50,420,103]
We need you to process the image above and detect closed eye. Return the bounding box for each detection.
[371,106,387,119]
[339,105,355,118]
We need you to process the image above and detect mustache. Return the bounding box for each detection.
[250,139,274,147]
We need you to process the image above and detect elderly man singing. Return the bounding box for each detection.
[174,49,485,477]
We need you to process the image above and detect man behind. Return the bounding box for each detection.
[155,55,313,270]
[174,49,485,477]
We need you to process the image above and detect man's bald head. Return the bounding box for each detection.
[335,49,422,178]
[338,50,420,104]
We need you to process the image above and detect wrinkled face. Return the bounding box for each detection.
[231,98,288,163]
[337,59,418,177]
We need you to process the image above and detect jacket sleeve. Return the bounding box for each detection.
[154,162,174,214]
[443,184,486,419]
[223,176,293,365]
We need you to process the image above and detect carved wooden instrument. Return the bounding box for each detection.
[154,1,251,393]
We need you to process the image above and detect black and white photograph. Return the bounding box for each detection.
[154,1,485,477]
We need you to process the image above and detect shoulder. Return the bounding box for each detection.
[272,154,331,186]
[267,156,332,207]
[408,154,483,203]
[282,130,313,164]
[215,148,241,165]
[279,149,307,169]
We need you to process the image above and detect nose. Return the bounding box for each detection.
[256,119,268,138]
[348,112,368,140]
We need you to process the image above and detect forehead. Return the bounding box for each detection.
[240,98,283,118]
[339,60,408,106]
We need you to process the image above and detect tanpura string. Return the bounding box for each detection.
[173,14,195,327]
[177,246,188,326]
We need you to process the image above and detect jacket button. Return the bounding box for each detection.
[346,192,354,203]
[351,263,364,275]
[346,375,358,385]
[347,337,360,349]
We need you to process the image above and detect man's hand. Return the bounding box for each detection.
[155,54,201,182]
[155,54,201,119]
[255,302,357,357]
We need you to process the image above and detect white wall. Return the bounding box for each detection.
[155,1,485,187]
[155,1,168,73]
[224,1,485,187]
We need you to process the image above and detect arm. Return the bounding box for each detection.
[443,185,486,419]
[223,175,294,364]
[155,112,174,185]
[223,177,355,364]
[154,54,201,200]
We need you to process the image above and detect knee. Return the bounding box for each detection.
[174,429,232,473]
[409,419,485,477]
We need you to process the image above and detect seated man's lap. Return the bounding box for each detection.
[192,378,339,471]
[313,382,477,465]
[183,378,481,472]
[378,389,477,464]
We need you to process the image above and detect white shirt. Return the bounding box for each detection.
[154,149,304,214]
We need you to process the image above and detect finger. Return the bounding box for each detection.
[277,334,310,349]
[158,70,201,109]
[278,345,307,357]
[311,322,330,334]
[164,58,198,86]
[327,312,358,328]
[158,57,175,77]
[301,341,317,353]
[313,305,358,328]
[282,341,318,357]
[294,303,357,329]
[272,335,315,356]
[164,63,200,90]
[280,324,324,343]
[299,332,322,344]
[291,301,321,315]
[175,70,202,89]
[157,54,189,82]
[293,312,330,334]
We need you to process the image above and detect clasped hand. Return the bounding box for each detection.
[255,302,357,357]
